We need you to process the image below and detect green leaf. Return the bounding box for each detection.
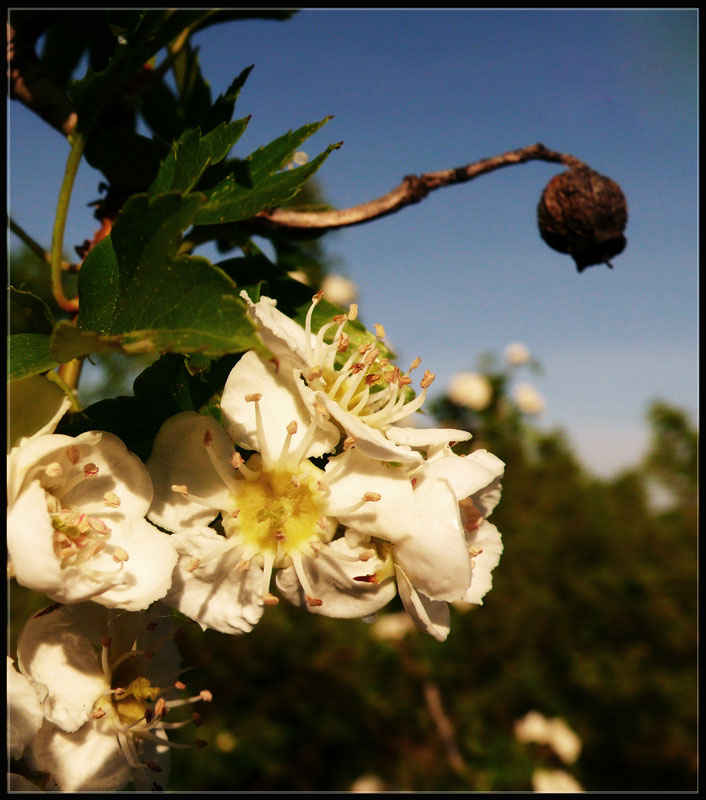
[83,128,169,193]
[50,321,129,363]
[195,141,341,225]
[199,65,253,134]
[171,41,212,128]
[148,118,250,197]
[69,10,213,136]
[76,193,258,357]
[8,287,55,335]
[7,334,60,381]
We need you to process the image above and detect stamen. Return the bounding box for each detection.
[249,395,274,471]
[290,551,321,607]
[231,453,259,482]
[279,421,298,465]
[348,303,358,321]
[203,431,241,492]
[374,323,386,339]
[66,446,80,465]
[103,491,121,507]
[44,462,63,478]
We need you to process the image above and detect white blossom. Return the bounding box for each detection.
[146,354,419,632]
[448,371,493,411]
[7,431,177,610]
[515,710,582,765]
[355,444,504,642]
[504,341,531,366]
[532,768,584,793]
[513,382,546,415]
[241,291,466,462]
[7,656,44,760]
[321,274,358,306]
[17,603,208,792]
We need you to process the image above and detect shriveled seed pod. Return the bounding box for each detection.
[537,167,628,272]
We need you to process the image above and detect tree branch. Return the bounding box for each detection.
[7,15,78,137]
[251,143,588,234]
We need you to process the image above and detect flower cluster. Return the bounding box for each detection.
[8,293,505,789]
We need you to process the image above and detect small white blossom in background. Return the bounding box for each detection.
[370,611,416,642]
[515,710,582,764]
[287,270,310,285]
[513,382,546,415]
[448,371,493,411]
[350,773,386,792]
[320,273,358,306]
[284,150,309,169]
[532,768,584,793]
[504,341,531,367]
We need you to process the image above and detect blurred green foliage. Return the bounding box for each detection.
[9,359,696,791]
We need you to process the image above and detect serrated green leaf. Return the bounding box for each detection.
[76,193,258,357]
[8,334,61,381]
[84,128,169,193]
[247,117,333,181]
[199,65,253,133]
[171,41,212,128]
[195,142,340,225]
[148,118,249,197]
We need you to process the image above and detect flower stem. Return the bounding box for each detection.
[50,132,85,312]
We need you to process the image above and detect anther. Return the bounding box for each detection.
[312,289,324,303]
[263,593,279,606]
[146,760,163,773]
[154,697,167,718]
[354,574,378,583]
[192,712,203,727]
[336,333,350,352]
[365,374,381,385]
[306,596,323,607]
[187,558,200,573]
[306,367,322,382]
[348,303,358,321]
[199,690,213,703]
[245,393,262,403]
[374,323,386,339]
[103,491,121,507]
[83,463,99,478]
[314,401,329,418]
[112,547,129,563]
[420,370,435,389]
[66,446,80,464]
[286,421,298,435]
[363,492,382,502]
[203,429,213,446]
[44,462,63,478]
[174,681,186,690]
[236,560,250,572]
[274,531,286,541]
[91,708,107,719]
[343,436,356,451]
[409,356,422,371]
[101,636,112,648]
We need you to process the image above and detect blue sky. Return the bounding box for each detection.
[8,9,698,476]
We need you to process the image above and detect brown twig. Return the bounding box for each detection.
[422,680,468,777]
[7,15,78,137]
[252,143,588,234]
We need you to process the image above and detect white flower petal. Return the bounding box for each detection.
[147,411,236,532]
[240,291,310,368]
[318,393,423,464]
[395,566,450,642]
[24,717,132,792]
[275,538,397,618]
[463,521,503,605]
[7,656,45,760]
[221,350,338,459]
[89,518,178,611]
[164,528,265,635]
[17,603,107,733]
[385,426,472,448]
[394,477,472,602]
[423,448,505,502]
[324,450,415,542]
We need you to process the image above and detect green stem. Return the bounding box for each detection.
[50,132,85,311]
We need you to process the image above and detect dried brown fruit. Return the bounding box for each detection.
[537,167,628,272]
